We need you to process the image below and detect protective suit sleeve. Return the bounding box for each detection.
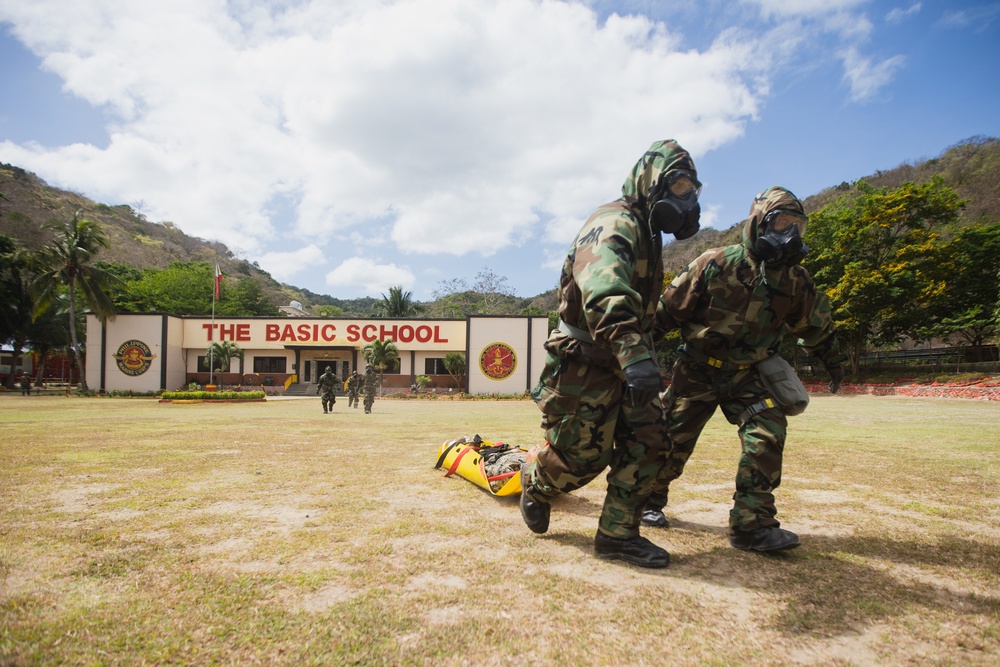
[572,216,652,369]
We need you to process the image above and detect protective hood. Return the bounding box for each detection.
[741,186,805,255]
[621,139,697,218]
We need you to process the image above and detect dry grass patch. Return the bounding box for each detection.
[1,394,998,666]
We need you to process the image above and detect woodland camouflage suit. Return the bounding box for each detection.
[363,367,377,414]
[317,366,337,414]
[521,140,700,540]
[347,371,361,408]
[646,186,847,533]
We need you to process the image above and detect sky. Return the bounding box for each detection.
[1,1,999,302]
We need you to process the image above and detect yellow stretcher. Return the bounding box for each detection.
[434,437,534,497]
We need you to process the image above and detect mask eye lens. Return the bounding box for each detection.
[666,172,701,199]
[769,211,807,234]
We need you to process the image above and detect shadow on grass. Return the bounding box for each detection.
[667,520,1000,638]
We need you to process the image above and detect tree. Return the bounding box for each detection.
[922,222,1000,347]
[0,235,35,389]
[443,352,466,391]
[313,304,344,317]
[427,268,519,317]
[472,267,518,315]
[804,178,966,374]
[362,338,400,395]
[33,211,120,391]
[113,262,278,316]
[375,285,422,317]
[27,295,71,387]
[204,341,244,386]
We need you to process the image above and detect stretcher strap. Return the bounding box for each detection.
[443,445,478,477]
[434,442,464,469]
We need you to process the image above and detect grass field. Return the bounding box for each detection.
[1,394,998,666]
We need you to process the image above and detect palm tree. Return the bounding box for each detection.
[28,295,72,388]
[374,285,422,317]
[0,236,35,390]
[204,341,244,386]
[362,338,400,395]
[33,210,118,391]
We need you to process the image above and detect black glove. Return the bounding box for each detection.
[624,358,664,406]
[827,366,845,394]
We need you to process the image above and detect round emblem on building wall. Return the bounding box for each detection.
[479,342,517,380]
[114,339,157,376]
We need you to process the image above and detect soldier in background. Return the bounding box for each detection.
[362,366,377,414]
[643,186,847,552]
[346,370,361,409]
[316,365,337,414]
[519,139,702,568]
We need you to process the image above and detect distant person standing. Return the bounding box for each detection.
[363,366,377,414]
[19,374,32,396]
[316,366,337,414]
[346,370,361,409]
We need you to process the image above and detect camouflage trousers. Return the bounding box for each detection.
[524,338,670,539]
[348,390,360,408]
[647,357,788,532]
[363,392,375,413]
[321,391,336,412]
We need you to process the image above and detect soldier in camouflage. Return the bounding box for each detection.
[316,365,337,414]
[346,370,361,408]
[642,186,847,552]
[519,139,703,568]
[362,366,377,414]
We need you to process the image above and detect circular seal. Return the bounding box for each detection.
[479,342,517,381]
[113,339,156,376]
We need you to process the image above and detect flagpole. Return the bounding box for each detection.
[209,263,218,386]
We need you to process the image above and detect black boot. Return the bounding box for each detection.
[640,508,669,528]
[729,525,800,552]
[594,531,670,568]
[519,474,550,534]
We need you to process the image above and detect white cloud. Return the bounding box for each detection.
[840,46,906,102]
[325,257,415,294]
[886,3,921,24]
[258,244,326,282]
[744,0,868,19]
[0,0,770,266]
[939,5,1000,30]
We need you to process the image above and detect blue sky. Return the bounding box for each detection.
[2,0,999,301]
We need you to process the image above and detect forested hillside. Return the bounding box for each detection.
[661,136,1000,272]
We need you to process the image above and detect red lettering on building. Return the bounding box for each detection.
[202,323,217,341]
[434,325,449,343]
[297,323,312,341]
[236,324,251,342]
[321,324,337,341]
[220,324,236,340]
[281,324,297,342]
[379,324,398,341]
[398,325,414,343]
[346,324,360,342]
[361,324,377,342]
[266,324,281,341]
[415,325,432,343]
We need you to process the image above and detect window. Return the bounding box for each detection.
[424,358,448,375]
[253,357,287,373]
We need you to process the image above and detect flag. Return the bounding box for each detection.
[214,263,222,299]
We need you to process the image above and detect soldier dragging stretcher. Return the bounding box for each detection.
[641,186,847,552]
[519,139,703,568]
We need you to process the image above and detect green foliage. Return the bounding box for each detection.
[443,352,466,389]
[804,177,967,372]
[362,339,400,373]
[374,285,422,317]
[160,390,265,400]
[312,304,344,317]
[33,210,119,390]
[414,374,433,389]
[204,341,244,374]
[104,261,278,316]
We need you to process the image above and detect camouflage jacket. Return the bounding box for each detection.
[317,372,337,395]
[552,140,697,372]
[656,186,844,369]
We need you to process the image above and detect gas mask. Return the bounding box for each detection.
[755,209,809,266]
[649,170,702,239]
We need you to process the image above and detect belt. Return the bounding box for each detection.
[681,344,752,371]
[558,319,597,345]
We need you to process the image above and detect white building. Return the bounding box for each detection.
[86,314,550,395]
